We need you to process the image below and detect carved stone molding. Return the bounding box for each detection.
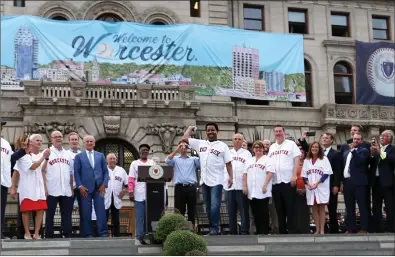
[144,124,185,154]
[138,6,180,24]
[103,116,120,135]
[36,1,79,20]
[196,116,238,123]
[238,119,320,127]
[78,0,137,21]
[27,121,77,139]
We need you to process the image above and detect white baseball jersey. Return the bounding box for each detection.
[45,146,74,197]
[301,157,333,205]
[189,138,232,187]
[268,139,301,184]
[14,153,46,204]
[68,149,81,189]
[1,138,13,188]
[129,159,156,202]
[105,165,128,209]
[244,155,275,200]
[223,148,252,191]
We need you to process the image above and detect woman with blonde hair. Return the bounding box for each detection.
[301,141,333,234]
[10,134,50,239]
[242,140,274,235]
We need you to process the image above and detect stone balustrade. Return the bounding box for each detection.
[22,80,196,102]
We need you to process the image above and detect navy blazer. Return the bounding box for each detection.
[342,147,370,186]
[370,144,395,188]
[326,148,342,188]
[74,150,109,194]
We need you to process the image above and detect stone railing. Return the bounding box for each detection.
[321,103,395,127]
[22,81,196,102]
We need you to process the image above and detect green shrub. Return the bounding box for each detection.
[185,250,207,256]
[163,230,208,256]
[154,213,188,243]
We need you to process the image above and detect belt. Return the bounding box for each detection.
[176,183,196,187]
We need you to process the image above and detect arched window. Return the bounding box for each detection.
[51,15,68,21]
[292,59,312,107]
[334,61,353,104]
[96,13,123,22]
[151,21,166,25]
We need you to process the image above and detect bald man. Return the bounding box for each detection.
[74,135,109,238]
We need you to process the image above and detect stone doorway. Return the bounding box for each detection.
[94,138,139,173]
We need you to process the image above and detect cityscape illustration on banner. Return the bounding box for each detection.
[1,15,306,102]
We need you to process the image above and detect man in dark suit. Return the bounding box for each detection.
[342,133,370,233]
[74,135,109,238]
[370,130,395,233]
[321,133,342,233]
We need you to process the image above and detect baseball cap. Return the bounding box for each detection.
[1,121,6,126]
[139,144,150,150]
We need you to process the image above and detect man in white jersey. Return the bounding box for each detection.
[1,121,13,239]
[223,133,251,235]
[42,130,74,238]
[182,123,233,236]
[105,153,128,237]
[268,125,301,234]
[128,144,156,244]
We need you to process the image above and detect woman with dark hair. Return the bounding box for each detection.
[302,141,333,234]
[295,144,311,234]
[242,140,274,235]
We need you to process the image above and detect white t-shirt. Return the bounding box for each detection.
[301,157,333,205]
[14,153,46,204]
[105,165,128,209]
[244,155,274,200]
[223,148,252,191]
[45,146,73,197]
[129,159,156,202]
[189,138,232,187]
[68,149,81,189]
[268,139,301,184]
[1,138,13,188]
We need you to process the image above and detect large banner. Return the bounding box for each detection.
[356,40,394,105]
[1,15,305,102]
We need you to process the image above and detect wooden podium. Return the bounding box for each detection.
[138,165,173,233]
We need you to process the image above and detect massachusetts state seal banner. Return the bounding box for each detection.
[356,40,395,106]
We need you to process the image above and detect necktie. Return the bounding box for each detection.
[88,152,94,167]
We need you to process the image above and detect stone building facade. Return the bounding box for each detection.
[1,0,395,212]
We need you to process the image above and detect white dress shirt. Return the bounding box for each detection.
[86,150,95,168]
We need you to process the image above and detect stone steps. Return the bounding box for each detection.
[1,234,394,256]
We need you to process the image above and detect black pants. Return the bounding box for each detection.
[73,188,83,237]
[327,188,339,233]
[106,198,120,237]
[174,184,197,225]
[45,195,74,238]
[295,193,310,234]
[249,198,269,235]
[344,179,369,232]
[1,186,8,236]
[272,183,296,234]
[372,181,394,233]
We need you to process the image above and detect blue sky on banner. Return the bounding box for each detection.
[1,15,304,74]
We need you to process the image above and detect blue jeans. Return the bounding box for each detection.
[134,201,145,240]
[225,190,249,234]
[201,184,222,233]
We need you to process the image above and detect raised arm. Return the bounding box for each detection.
[181,126,196,143]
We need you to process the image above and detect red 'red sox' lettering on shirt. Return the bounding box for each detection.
[306,169,323,176]
[49,158,70,166]
[269,150,289,157]
[248,163,265,170]
[233,156,246,163]
[1,147,9,155]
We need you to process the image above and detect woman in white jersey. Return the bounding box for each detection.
[242,141,274,235]
[11,134,51,239]
[301,141,332,234]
